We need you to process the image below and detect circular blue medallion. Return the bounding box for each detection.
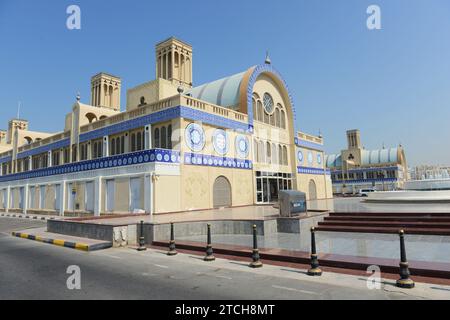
[235,135,249,158]
[212,129,229,156]
[308,151,313,165]
[297,150,303,163]
[185,123,205,152]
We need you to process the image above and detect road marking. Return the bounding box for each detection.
[153,264,169,269]
[98,253,122,259]
[215,275,232,280]
[271,285,317,295]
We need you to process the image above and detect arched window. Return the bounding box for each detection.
[161,126,167,149]
[278,144,282,165]
[283,146,288,165]
[131,133,136,152]
[264,110,270,124]
[93,142,98,159]
[154,128,160,148]
[281,110,286,129]
[115,138,120,155]
[257,101,263,122]
[111,138,116,155]
[85,113,97,123]
[266,142,271,164]
[259,141,264,163]
[167,125,172,149]
[120,136,125,154]
[252,98,257,120]
[270,113,275,126]
[275,107,281,127]
[272,143,277,164]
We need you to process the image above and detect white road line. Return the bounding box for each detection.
[99,253,122,260]
[153,264,169,269]
[271,285,317,295]
[215,275,233,280]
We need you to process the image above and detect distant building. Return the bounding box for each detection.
[325,129,408,194]
[405,165,450,190]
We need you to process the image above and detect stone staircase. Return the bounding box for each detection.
[316,212,450,236]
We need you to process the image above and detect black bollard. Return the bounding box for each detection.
[204,224,215,261]
[167,222,178,256]
[249,224,263,268]
[396,230,415,288]
[137,220,147,251]
[307,227,322,276]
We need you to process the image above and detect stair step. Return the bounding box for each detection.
[331,212,450,217]
[318,220,450,229]
[315,225,450,236]
[324,216,450,222]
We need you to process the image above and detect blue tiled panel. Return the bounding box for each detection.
[331,166,398,174]
[184,152,252,170]
[332,178,398,184]
[297,166,330,175]
[17,138,71,159]
[79,105,250,143]
[0,149,180,183]
[246,64,297,130]
[295,138,324,151]
[180,107,249,132]
[79,107,182,143]
[0,156,12,164]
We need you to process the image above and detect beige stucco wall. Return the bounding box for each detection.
[297,174,333,200]
[126,78,178,112]
[154,175,181,213]
[180,165,253,211]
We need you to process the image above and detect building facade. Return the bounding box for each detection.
[326,129,408,194]
[0,37,332,216]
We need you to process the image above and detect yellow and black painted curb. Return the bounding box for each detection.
[11,231,104,251]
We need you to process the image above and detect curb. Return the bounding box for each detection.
[1,213,55,221]
[11,231,111,251]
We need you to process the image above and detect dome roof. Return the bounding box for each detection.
[326,147,400,169]
[361,148,398,165]
[325,154,342,168]
[186,70,247,108]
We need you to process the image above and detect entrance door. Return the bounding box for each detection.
[269,178,279,202]
[129,177,142,212]
[85,182,94,212]
[213,176,232,208]
[309,179,317,200]
[106,180,115,213]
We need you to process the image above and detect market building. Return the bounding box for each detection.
[0,37,332,216]
[325,129,408,194]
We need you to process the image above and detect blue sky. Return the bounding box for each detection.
[1,0,449,166]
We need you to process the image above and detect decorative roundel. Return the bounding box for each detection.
[263,93,274,113]
[297,150,303,163]
[317,153,322,165]
[308,151,314,165]
[185,123,206,152]
[235,135,250,158]
[212,129,229,155]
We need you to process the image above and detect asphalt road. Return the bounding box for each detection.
[0,217,448,300]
